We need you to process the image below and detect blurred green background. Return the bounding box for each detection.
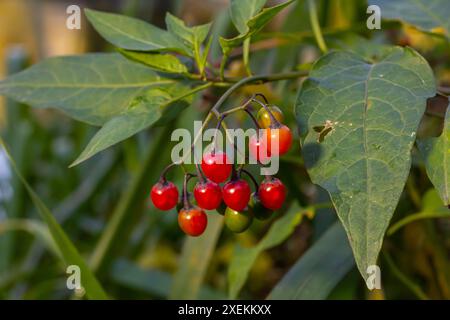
[0,0,449,300]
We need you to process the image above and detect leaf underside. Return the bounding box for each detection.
[295,47,435,279]
[369,0,450,39]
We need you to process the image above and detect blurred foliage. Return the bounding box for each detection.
[0,0,449,300]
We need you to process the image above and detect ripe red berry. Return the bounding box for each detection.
[151,180,179,210]
[249,126,293,162]
[201,151,232,183]
[194,180,222,210]
[178,207,208,237]
[259,177,286,210]
[274,125,293,155]
[222,179,251,211]
[249,133,270,163]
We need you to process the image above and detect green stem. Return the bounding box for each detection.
[387,211,450,236]
[243,38,252,76]
[307,0,328,53]
[383,251,430,300]
[178,70,308,165]
[211,71,308,114]
[219,53,229,81]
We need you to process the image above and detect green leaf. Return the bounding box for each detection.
[70,83,210,167]
[165,13,211,52]
[418,105,450,206]
[170,214,224,299]
[0,53,174,126]
[0,140,108,300]
[267,222,354,300]
[118,49,188,74]
[295,47,436,280]
[220,0,294,55]
[230,0,267,33]
[228,203,304,299]
[369,0,450,39]
[165,13,211,75]
[85,9,185,52]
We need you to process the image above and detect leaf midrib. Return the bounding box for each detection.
[362,62,375,267]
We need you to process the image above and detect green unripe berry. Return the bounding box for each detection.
[224,206,253,233]
[249,192,273,220]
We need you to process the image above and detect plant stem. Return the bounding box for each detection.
[240,168,259,192]
[211,71,308,114]
[219,53,229,81]
[244,108,260,129]
[383,251,430,300]
[178,70,308,165]
[307,0,328,53]
[243,38,252,76]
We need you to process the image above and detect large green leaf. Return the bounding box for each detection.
[417,105,450,206]
[118,49,188,74]
[0,53,174,126]
[85,9,185,52]
[0,140,108,300]
[71,83,210,166]
[369,0,450,39]
[228,203,304,299]
[295,47,436,280]
[220,0,294,55]
[169,214,224,299]
[267,222,354,300]
[230,0,267,33]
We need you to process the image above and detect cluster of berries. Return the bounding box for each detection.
[151,97,293,237]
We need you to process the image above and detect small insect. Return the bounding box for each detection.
[313,120,335,143]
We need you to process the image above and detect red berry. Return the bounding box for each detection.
[201,151,232,183]
[194,180,222,210]
[178,207,208,237]
[151,180,179,210]
[259,177,286,210]
[274,125,293,155]
[249,133,270,163]
[222,179,251,211]
[249,126,293,162]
